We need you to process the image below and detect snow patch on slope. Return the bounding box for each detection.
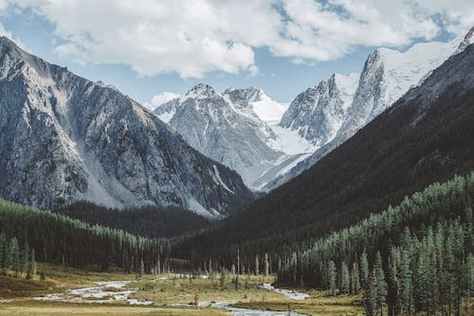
[251,93,287,122]
[212,165,235,194]
[267,123,316,155]
[334,73,359,110]
[378,40,456,109]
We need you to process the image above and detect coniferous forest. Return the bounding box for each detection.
[0,200,170,273]
[54,201,210,239]
[276,173,474,315]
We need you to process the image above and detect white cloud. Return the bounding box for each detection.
[10,0,281,78]
[145,92,180,110]
[6,0,474,77]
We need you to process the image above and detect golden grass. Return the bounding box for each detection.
[0,301,228,316]
[0,265,364,315]
[35,263,136,289]
[234,290,364,316]
[0,275,55,298]
[130,274,283,306]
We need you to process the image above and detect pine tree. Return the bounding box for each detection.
[0,233,6,274]
[255,254,259,275]
[328,260,337,296]
[387,248,401,316]
[365,270,378,316]
[340,261,350,294]
[236,248,240,275]
[351,262,361,294]
[399,249,412,315]
[374,252,387,316]
[264,253,269,277]
[30,248,37,279]
[139,257,145,278]
[10,238,20,278]
[414,252,430,313]
[360,250,369,289]
[22,242,30,277]
[208,257,213,275]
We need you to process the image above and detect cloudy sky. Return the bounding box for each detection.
[1,0,474,105]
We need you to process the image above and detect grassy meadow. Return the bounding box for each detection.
[0,263,366,315]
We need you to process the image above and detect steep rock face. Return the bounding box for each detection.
[455,26,474,54]
[0,37,253,217]
[152,97,180,123]
[279,73,358,148]
[264,29,472,191]
[166,84,284,187]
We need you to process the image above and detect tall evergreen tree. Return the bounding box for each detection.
[365,270,378,316]
[0,233,6,274]
[10,238,20,277]
[340,261,350,294]
[399,249,412,315]
[255,254,259,275]
[29,248,37,279]
[361,250,369,289]
[374,252,387,316]
[328,260,337,296]
[351,262,361,294]
[264,253,269,276]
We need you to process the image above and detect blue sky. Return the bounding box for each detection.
[1,1,473,105]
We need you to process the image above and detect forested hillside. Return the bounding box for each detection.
[277,172,474,315]
[0,200,170,273]
[54,202,210,239]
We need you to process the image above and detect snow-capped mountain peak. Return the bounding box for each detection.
[184,83,217,100]
[279,72,358,148]
[263,26,474,192]
[222,87,287,123]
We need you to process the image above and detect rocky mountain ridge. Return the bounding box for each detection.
[0,36,253,217]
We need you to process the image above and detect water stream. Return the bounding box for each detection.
[32,280,308,315]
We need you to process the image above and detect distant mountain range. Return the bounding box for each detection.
[1,26,473,221]
[0,36,253,218]
[262,26,474,191]
[155,27,474,193]
[176,35,474,257]
[154,84,315,189]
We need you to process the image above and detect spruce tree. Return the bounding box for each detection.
[365,270,378,316]
[10,238,20,278]
[399,249,412,315]
[340,261,350,294]
[264,253,269,277]
[374,252,387,316]
[22,242,30,276]
[351,262,361,294]
[414,253,430,313]
[30,248,37,279]
[255,254,259,275]
[0,233,6,274]
[328,260,337,296]
[360,250,369,289]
